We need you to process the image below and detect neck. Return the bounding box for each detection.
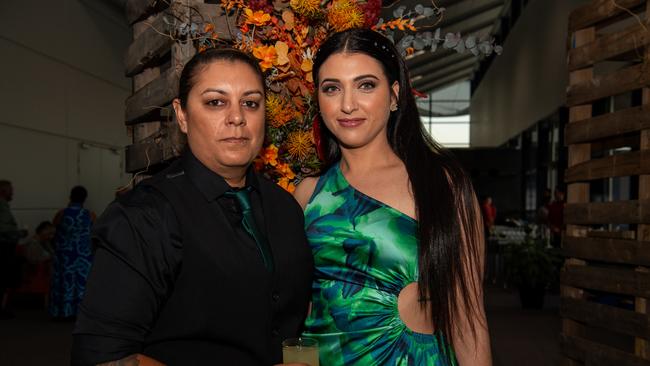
[223,174,247,188]
[190,149,249,188]
[338,137,401,174]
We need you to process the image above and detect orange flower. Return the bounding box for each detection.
[290,0,322,19]
[266,93,294,128]
[277,162,296,180]
[244,8,271,26]
[278,177,296,193]
[252,45,277,71]
[286,130,313,160]
[260,144,279,166]
[327,0,364,32]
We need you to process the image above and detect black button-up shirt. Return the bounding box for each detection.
[71,152,313,365]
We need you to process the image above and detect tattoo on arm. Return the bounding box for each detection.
[97,354,140,366]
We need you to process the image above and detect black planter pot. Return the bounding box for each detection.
[518,285,546,309]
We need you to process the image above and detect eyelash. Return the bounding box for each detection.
[205,100,260,109]
[321,81,377,94]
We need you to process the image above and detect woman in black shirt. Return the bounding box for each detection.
[71,49,313,366]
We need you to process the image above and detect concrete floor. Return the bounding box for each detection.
[0,288,561,366]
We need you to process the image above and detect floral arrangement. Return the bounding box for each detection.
[170,0,500,192]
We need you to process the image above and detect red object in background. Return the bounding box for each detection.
[361,0,382,28]
[312,114,326,162]
[481,201,497,228]
[412,88,428,99]
[547,200,564,232]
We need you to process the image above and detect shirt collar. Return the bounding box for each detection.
[181,150,260,202]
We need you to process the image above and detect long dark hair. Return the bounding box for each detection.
[313,29,484,360]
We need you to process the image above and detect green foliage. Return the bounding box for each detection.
[503,237,562,288]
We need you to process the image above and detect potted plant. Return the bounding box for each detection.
[503,235,562,309]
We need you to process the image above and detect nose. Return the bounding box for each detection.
[227,105,246,126]
[341,90,358,114]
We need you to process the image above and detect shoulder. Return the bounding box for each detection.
[293,177,319,210]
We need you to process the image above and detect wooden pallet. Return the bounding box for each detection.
[562,0,650,365]
[124,0,232,174]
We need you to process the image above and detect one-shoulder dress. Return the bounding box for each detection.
[302,164,456,365]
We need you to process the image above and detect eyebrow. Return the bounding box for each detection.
[320,74,380,86]
[201,88,264,97]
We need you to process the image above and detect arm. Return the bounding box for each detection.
[97,354,165,366]
[72,191,179,365]
[452,194,492,365]
[53,209,64,227]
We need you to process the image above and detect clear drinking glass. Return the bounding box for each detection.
[282,337,319,366]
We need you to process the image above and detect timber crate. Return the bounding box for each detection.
[123,0,231,174]
[562,0,650,365]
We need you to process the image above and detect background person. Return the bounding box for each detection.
[49,185,95,320]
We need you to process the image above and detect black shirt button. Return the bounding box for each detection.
[272,292,280,302]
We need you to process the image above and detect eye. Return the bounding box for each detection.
[321,84,339,94]
[242,100,260,109]
[359,81,376,90]
[206,99,225,107]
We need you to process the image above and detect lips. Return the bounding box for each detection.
[221,137,249,144]
[337,118,365,127]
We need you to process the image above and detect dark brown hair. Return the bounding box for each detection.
[177,48,264,108]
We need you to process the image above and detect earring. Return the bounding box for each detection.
[390,104,398,112]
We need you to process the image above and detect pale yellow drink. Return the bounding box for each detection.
[282,337,319,366]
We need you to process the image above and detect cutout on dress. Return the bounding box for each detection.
[397,282,434,334]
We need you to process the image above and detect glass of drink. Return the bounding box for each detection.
[282,337,319,366]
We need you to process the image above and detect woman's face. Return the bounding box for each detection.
[317,52,399,150]
[174,60,265,174]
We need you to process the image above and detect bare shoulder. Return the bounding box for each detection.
[293,176,319,210]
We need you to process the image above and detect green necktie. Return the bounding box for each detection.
[225,188,274,272]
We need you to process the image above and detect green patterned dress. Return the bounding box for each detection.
[303,164,456,365]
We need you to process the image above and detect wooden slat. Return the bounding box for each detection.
[569,0,646,31]
[587,230,636,240]
[561,297,650,339]
[565,150,650,182]
[126,140,165,173]
[566,106,650,145]
[567,63,650,107]
[636,3,650,356]
[562,265,650,297]
[126,0,169,25]
[125,120,184,173]
[565,200,650,224]
[125,14,174,77]
[125,3,229,76]
[569,23,650,71]
[563,27,595,355]
[561,334,650,366]
[564,236,650,265]
[125,67,179,123]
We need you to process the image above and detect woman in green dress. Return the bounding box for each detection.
[293,29,491,365]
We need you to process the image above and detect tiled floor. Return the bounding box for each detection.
[0,288,561,365]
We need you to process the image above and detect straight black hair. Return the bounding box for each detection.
[177,48,264,109]
[312,28,485,362]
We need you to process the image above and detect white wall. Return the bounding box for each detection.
[470,0,589,147]
[0,0,131,233]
